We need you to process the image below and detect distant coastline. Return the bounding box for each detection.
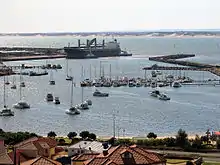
[1,31,220,38]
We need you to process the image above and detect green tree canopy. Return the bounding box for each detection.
[47,131,57,138]
[67,132,77,139]
[79,131,90,139]
[147,132,157,139]
[176,129,188,148]
[88,133,97,140]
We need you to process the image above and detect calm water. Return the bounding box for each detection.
[0,36,220,137]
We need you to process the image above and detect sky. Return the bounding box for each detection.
[0,0,219,33]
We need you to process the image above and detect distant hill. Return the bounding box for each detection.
[1,30,220,37]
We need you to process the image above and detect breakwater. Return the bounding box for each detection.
[149,54,219,68]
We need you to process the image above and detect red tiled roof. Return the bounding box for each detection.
[36,138,57,148]
[75,145,166,165]
[14,137,39,148]
[21,156,61,165]
[72,153,99,161]
[8,151,29,165]
[0,153,14,165]
[55,147,64,154]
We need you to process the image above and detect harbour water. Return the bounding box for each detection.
[0,36,220,137]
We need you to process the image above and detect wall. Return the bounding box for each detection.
[22,150,38,158]
[49,147,55,158]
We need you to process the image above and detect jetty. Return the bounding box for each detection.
[0,47,66,62]
[148,54,220,77]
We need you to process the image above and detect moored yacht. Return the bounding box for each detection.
[20,82,25,87]
[66,106,80,115]
[54,97,60,104]
[46,93,54,102]
[159,94,171,101]
[150,90,160,97]
[13,101,30,109]
[0,106,14,116]
[172,81,182,88]
[77,102,89,110]
[93,89,109,97]
[11,84,17,89]
[85,99,92,106]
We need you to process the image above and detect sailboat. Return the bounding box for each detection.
[11,76,17,89]
[13,72,30,109]
[20,69,26,87]
[49,70,55,85]
[66,78,80,115]
[77,66,89,110]
[5,75,10,85]
[0,76,14,116]
[66,59,72,81]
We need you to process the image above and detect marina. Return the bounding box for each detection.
[0,36,220,138]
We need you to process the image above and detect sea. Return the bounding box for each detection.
[0,36,220,138]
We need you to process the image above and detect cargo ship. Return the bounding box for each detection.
[64,38,132,59]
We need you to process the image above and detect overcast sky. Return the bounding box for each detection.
[1,0,219,33]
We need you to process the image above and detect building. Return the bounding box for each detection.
[71,144,166,165]
[68,141,106,157]
[0,138,14,165]
[9,137,57,164]
[21,156,62,165]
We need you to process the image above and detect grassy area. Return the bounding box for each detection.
[56,137,72,144]
[203,162,220,165]
[166,159,188,164]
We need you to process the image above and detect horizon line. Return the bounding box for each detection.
[1,29,220,34]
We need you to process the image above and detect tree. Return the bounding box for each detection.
[88,133,96,140]
[79,131,90,139]
[67,132,77,139]
[186,161,194,165]
[176,129,188,148]
[0,129,4,134]
[147,132,157,139]
[163,137,176,147]
[58,138,65,145]
[192,135,202,149]
[47,131,57,138]
[67,132,77,144]
[205,129,211,144]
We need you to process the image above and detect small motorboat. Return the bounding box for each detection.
[0,106,14,116]
[77,102,89,110]
[20,82,25,87]
[11,84,17,89]
[66,107,80,115]
[128,81,136,87]
[5,81,10,85]
[13,101,30,109]
[49,80,55,85]
[54,97,60,104]
[66,76,73,81]
[85,99,92,106]
[93,89,109,97]
[46,93,53,102]
[150,90,160,97]
[159,94,171,101]
[172,81,182,88]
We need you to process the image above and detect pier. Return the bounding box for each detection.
[148,54,220,77]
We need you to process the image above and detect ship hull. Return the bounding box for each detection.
[64,47,132,59]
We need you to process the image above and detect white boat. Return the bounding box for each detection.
[1,77,14,116]
[136,81,142,87]
[13,101,30,109]
[14,72,30,109]
[66,76,72,81]
[49,70,55,85]
[172,81,182,88]
[46,93,53,102]
[151,81,157,88]
[5,76,10,85]
[54,97,60,104]
[11,84,17,89]
[0,106,14,116]
[85,99,92,106]
[159,94,171,101]
[93,89,109,97]
[128,81,135,87]
[77,102,89,110]
[66,78,80,115]
[65,59,73,81]
[65,107,80,115]
[150,90,160,97]
[20,82,25,87]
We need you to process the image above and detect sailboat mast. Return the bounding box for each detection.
[109,64,112,80]
[3,76,6,107]
[19,69,22,100]
[89,64,92,80]
[81,66,84,103]
[66,59,69,77]
[70,78,73,107]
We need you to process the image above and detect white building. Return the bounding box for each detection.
[68,141,107,157]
